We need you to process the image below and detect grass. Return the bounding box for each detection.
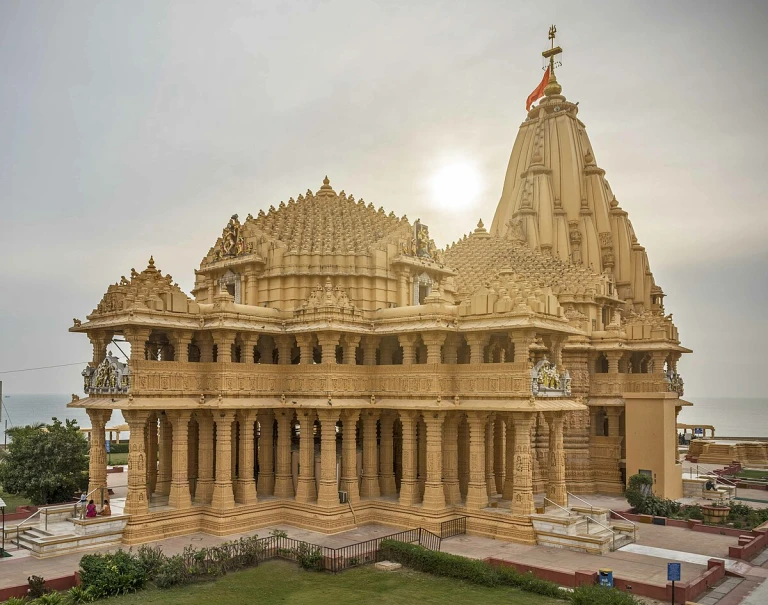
[103,560,561,604]
[107,452,129,465]
[735,469,768,481]
[0,489,33,512]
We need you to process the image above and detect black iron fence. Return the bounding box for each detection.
[254,519,466,574]
[439,516,467,539]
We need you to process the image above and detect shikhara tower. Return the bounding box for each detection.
[68,29,689,553]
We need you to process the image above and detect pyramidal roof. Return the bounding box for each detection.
[243,176,410,255]
[490,34,659,311]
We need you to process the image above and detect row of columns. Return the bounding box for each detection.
[89,408,567,518]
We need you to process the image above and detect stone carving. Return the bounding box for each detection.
[531,359,571,397]
[212,214,254,262]
[401,219,438,260]
[299,278,356,312]
[82,351,130,394]
[666,371,684,396]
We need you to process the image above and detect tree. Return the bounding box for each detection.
[0,418,89,505]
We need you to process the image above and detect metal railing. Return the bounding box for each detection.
[13,509,41,550]
[73,487,107,520]
[543,497,571,516]
[567,492,637,545]
[702,473,738,499]
[439,517,467,539]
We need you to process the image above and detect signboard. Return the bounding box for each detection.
[667,562,681,582]
[694,428,704,436]
[106,440,111,453]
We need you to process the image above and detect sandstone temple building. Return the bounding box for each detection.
[70,39,689,549]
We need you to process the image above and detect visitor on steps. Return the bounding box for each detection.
[78,493,87,519]
[99,500,111,516]
[86,499,97,518]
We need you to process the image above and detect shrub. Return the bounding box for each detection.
[30,593,63,605]
[155,554,188,589]
[136,544,167,580]
[379,540,568,600]
[64,586,95,604]
[78,550,147,598]
[3,598,28,605]
[572,584,641,604]
[294,543,324,572]
[27,576,48,599]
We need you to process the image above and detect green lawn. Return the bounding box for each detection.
[735,469,768,481]
[103,560,561,604]
[0,489,32,512]
[107,452,128,465]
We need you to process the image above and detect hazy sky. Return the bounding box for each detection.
[1,0,766,399]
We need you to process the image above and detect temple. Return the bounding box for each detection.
[69,31,690,550]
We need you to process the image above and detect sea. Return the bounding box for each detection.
[0,394,766,439]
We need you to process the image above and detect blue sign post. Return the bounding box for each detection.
[106,439,111,466]
[668,562,681,604]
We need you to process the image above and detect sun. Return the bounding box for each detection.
[429,161,481,211]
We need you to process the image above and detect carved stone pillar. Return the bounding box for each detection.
[360,410,381,498]
[256,335,273,364]
[422,332,446,365]
[511,412,536,516]
[466,333,490,364]
[378,412,397,496]
[317,332,340,365]
[147,414,158,494]
[340,409,360,503]
[273,411,295,498]
[86,409,112,496]
[485,415,496,497]
[213,330,237,363]
[606,351,622,374]
[398,411,419,506]
[417,418,427,498]
[510,330,535,364]
[295,411,317,502]
[503,414,515,500]
[235,410,257,504]
[244,268,258,306]
[458,418,469,497]
[167,410,192,509]
[211,411,236,509]
[397,270,409,308]
[238,334,257,364]
[156,414,172,496]
[549,336,566,369]
[442,413,461,504]
[650,351,667,375]
[442,334,460,365]
[124,327,151,362]
[494,416,505,495]
[123,409,150,516]
[545,412,567,507]
[341,334,361,365]
[316,409,340,507]
[422,411,446,509]
[171,331,194,363]
[197,332,214,363]
[89,330,113,365]
[361,336,380,366]
[295,334,314,365]
[399,334,418,365]
[194,412,214,504]
[256,411,275,495]
[465,412,489,509]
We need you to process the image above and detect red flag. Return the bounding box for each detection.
[526,67,550,111]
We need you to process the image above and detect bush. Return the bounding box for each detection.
[64,586,95,604]
[154,554,188,589]
[27,576,48,599]
[379,540,568,600]
[294,543,324,572]
[572,584,641,604]
[78,550,147,598]
[4,598,28,605]
[107,442,129,454]
[30,593,63,605]
[136,545,167,580]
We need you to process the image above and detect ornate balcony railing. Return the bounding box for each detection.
[121,360,532,399]
[589,373,674,397]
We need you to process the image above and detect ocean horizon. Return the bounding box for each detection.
[1,393,766,439]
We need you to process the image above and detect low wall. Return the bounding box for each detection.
[610,511,753,538]
[2,505,38,522]
[486,557,725,603]
[729,529,768,560]
[0,573,79,602]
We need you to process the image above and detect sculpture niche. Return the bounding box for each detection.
[531,359,571,397]
[82,351,130,395]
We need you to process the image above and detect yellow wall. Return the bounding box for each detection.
[624,394,682,499]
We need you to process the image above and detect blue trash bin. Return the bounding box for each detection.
[599,569,613,587]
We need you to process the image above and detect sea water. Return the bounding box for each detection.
[1,394,125,435]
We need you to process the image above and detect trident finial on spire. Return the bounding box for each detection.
[542,25,563,96]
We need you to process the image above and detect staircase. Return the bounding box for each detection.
[531,498,636,555]
[5,500,128,558]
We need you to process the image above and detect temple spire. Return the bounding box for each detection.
[542,25,563,97]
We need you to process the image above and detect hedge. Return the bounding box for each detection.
[378,540,641,604]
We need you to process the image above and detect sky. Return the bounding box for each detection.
[1,0,766,398]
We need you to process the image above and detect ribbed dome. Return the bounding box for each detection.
[490,85,659,311]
